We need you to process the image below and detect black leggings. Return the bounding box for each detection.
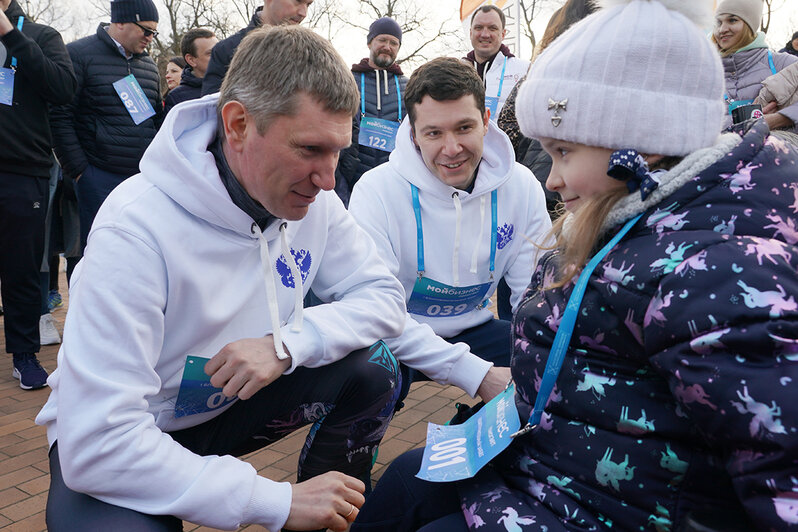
[46,343,400,531]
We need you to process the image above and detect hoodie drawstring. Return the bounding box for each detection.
[376,70,381,112]
[470,195,487,274]
[452,192,462,286]
[279,224,304,333]
[254,223,303,360]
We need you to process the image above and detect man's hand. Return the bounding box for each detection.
[476,366,512,403]
[284,472,366,532]
[205,336,291,400]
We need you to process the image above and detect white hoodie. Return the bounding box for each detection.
[36,95,405,531]
[349,117,551,396]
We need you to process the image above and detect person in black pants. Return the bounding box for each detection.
[0,0,76,389]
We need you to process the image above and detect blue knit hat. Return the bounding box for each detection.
[367,17,402,44]
[111,0,159,23]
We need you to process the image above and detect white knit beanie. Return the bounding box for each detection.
[715,0,763,33]
[516,0,725,156]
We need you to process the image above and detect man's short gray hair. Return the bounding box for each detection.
[218,25,359,135]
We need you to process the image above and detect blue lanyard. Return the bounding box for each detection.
[494,55,507,101]
[512,213,643,438]
[767,49,777,75]
[411,184,497,276]
[10,17,23,69]
[361,72,402,120]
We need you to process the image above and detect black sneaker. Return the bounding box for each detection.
[12,353,49,390]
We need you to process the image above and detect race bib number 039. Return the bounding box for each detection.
[407,277,492,318]
[174,355,236,418]
[416,384,520,482]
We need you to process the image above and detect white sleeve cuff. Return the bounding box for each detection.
[447,353,493,398]
[241,476,292,531]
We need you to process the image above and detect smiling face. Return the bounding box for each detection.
[470,9,506,63]
[165,61,182,90]
[222,93,352,221]
[539,138,624,212]
[411,94,489,190]
[368,34,400,69]
[713,13,747,50]
[263,0,313,25]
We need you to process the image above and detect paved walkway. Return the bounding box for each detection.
[0,267,473,531]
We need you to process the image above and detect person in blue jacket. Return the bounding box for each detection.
[352,1,798,530]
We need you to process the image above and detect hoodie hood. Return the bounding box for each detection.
[387,115,516,201]
[138,93,259,237]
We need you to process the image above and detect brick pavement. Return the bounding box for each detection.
[0,266,475,531]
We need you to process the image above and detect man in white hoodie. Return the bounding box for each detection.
[349,57,551,407]
[36,26,406,532]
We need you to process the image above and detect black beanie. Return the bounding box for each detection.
[111,0,159,23]
[367,17,402,44]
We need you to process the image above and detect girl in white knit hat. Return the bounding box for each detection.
[713,0,798,132]
[351,1,798,531]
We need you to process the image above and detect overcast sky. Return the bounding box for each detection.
[63,0,798,71]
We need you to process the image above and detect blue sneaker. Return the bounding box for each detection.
[48,290,63,311]
[12,353,49,390]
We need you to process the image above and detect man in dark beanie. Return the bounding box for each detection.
[0,0,76,390]
[51,0,162,257]
[335,16,406,205]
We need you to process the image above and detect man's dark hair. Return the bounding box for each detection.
[404,57,485,128]
[181,28,216,58]
[470,5,505,29]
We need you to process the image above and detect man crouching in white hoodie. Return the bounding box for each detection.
[36,26,406,532]
[350,57,552,408]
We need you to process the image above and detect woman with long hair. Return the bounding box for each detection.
[713,0,798,131]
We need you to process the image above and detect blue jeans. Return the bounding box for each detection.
[75,164,128,252]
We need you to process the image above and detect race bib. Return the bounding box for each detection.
[485,96,499,120]
[406,277,492,318]
[417,384,520,482]
[113,74,156,125]
[358,116,399,152]
[174,355,236,418]
[0,67,14,106]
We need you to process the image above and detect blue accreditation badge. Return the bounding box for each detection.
[358,116,399,152]
[174,355,236,418]
[485,96,499,120]
[417,383,520,482]
[113,74,156,125]
[0,67,14,106]
[406,277,492,318]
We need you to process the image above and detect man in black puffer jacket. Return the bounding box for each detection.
[0,0,76,390]
[51,0,162,252]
